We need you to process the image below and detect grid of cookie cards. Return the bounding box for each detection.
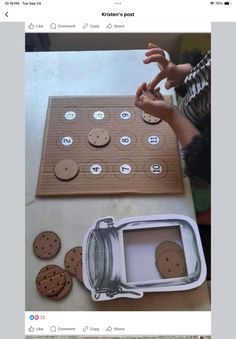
[36,96,183,196]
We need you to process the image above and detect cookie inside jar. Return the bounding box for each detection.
[122,225,187,283]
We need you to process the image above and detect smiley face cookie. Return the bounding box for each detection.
[156,250,187,278]
[155,241,187,279]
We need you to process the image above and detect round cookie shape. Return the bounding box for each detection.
[156,251,187,279]
[76,258,83,284]
[50,271,73,300]
[141,89,163,124]
[156,241,184,259]
[142,89,158,101]
[33,231,61,259]
[36,265,66,297]
[64,246,83,276]
[143,88,164,101]
[142,111,161,124]
[88,128,111,147]
[54,159,79,181]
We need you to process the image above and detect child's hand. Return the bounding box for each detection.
[135,82,200,147]
[143,42,192,91]
[135,82,175,123]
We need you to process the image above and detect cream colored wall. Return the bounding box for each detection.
[48,33,210,63]
[49,33,180,52]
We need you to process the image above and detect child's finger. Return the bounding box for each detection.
[149,71,166,91]
[135,95,146,109]
[138,95,151,110]
[136,82,147,97]
[140,96,156,112]
[148,42,161,49]
[145,48,165,57]
[147,83,160,95]
[135,83,147,105]
[154,87,164,101]
[143,54,168,67]
[165,79,175,89]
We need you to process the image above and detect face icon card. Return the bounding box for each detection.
[36,96,183,196]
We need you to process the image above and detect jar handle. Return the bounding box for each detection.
[95,217,114,229]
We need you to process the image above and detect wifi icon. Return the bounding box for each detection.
[210,1,215,4]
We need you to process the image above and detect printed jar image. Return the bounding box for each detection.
[83,214,207,301]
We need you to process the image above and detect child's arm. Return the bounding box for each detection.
[135,83,210,193]
[143,43,192,91]
[135,82,199,147]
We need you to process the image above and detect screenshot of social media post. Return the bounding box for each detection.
[9,1,236,339]
[25,32,211,314]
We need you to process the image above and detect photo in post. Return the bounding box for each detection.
[25,33,211,311]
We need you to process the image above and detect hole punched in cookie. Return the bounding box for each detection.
[155,241,187,279]
[54,159,79,181]
[88,128,111,147]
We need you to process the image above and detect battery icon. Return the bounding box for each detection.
[224,2,230,4]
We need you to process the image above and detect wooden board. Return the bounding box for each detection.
[36,96,183,196]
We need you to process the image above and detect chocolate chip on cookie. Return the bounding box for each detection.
[64,246,83,276]
[33,231,61,259]
[36,265,66,297]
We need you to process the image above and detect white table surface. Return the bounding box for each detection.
[25,50,210,311]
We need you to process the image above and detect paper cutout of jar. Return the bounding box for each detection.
[82,214,207,301]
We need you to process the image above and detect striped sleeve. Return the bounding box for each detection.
[180,51,211,126]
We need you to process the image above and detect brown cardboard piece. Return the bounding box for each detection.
[36,96,183,196]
